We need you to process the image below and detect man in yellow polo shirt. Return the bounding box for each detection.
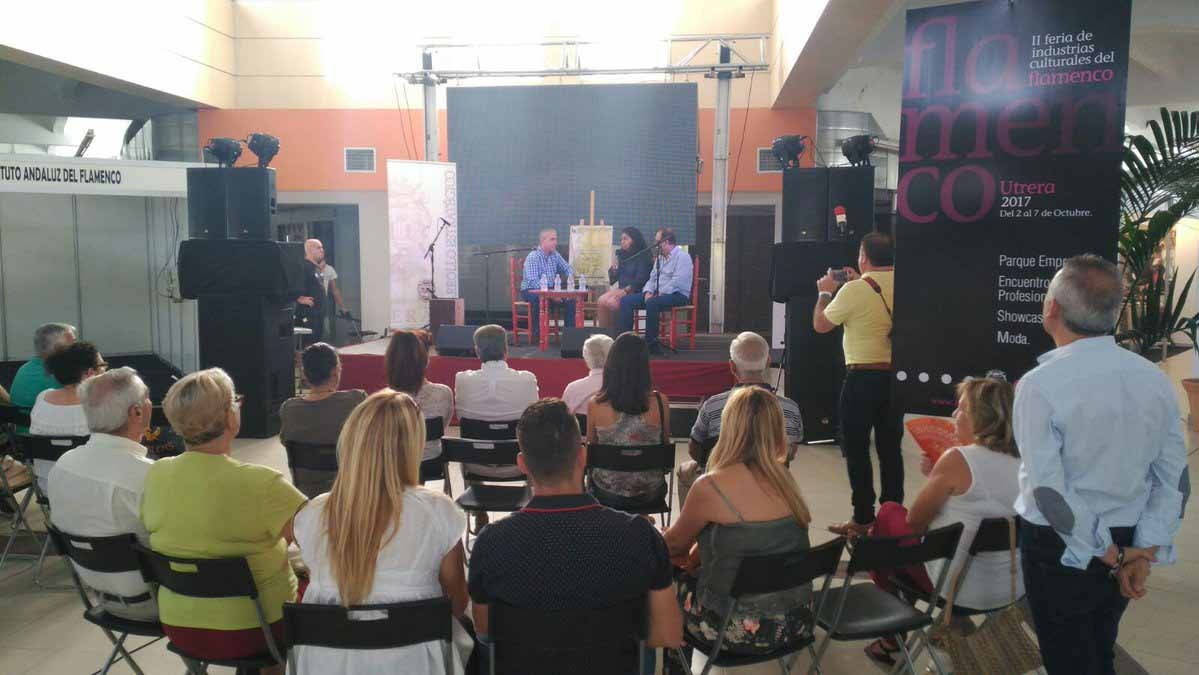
[813,232,901,536]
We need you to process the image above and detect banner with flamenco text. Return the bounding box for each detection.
[892,0,1130,416]
[387,160,459,329]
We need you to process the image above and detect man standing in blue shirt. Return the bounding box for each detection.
[618,228,692,354]
[520,229,575,343]
[1015,254,1189,675]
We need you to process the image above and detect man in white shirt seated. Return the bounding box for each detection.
[47,367,157,621]
[561,333,613,414]
[455,325,538,529]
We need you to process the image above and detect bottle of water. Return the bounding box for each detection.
[567,274,575,291]
[553,275,561,291]
[580,275,587,291]
[539,274,548,291]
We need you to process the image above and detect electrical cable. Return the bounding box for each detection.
[392,77,416,160]
[399,76,421,160]
[726,70,755,208]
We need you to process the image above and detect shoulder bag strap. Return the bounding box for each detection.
[654,390,667,445]
[861,276,892,319]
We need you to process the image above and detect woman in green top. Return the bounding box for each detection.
[664,387,813,664]
[141,368,307,671]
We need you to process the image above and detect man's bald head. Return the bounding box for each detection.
[305,239,325,263]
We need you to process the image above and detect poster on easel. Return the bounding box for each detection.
[387,160,459,329]
[892,0,1131,424]
[570,225,614,287]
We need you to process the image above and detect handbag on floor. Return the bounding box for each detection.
[929,516,1042,675]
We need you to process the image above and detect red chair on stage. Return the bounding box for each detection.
[635,254,700,350]
[509,256,562,346]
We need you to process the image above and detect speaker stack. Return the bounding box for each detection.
[773,165,875,442]
[178,166,298,438]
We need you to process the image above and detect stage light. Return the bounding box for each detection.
[246,133,280,168]
[206,137,243,168]
[771,135,807,169]
[841,134,878,167]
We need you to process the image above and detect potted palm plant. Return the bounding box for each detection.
[1176,313,1199,430]
[1120,109,1199,358]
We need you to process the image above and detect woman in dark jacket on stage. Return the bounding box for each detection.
[596,227,653,327]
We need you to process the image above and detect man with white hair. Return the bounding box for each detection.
[677,331,803,505]
[10,322,77,410]
[456,325,540,529]
[47,367,157,620]
[1016,254,1188,674]
[561,333,614,414]
[519,229,576,343]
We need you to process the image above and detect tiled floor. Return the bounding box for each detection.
[2,357,1196,674]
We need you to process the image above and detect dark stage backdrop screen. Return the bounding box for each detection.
[447,83,698,247]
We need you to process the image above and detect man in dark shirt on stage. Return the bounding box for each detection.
[468,398,682,669]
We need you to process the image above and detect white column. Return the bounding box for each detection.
[708,46,732,334]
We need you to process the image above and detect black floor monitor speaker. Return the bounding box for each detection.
[782,166,875,243]
[197,295,295,438]
[560,327,615,359]
[178,239,305,299]
[187,167,277,239]
[774,241,862,442]
[436,325,480,357]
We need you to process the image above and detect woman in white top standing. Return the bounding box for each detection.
[864,375,1024,667]
[292,389,469,674]
[30,341,105,491]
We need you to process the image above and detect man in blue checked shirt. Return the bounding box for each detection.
[618,228,692,354]
[1014,254,1189,675]
[520,229,576,342]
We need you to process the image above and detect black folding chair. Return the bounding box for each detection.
[488,595,647,675]
[695,436,718,469]
[459,417,520,442]
[0,407,35,572]
[134,543,286,673]
[14,432,89,587]
[284,597,455,675]
[442,437,529,550]
[283,440,338,499]
[586,442,677,526]
[575,414,587,434]
[892,517,1025,616]
[419,417,452,496]
[810,522,964,675]
[678,537,847,675]
[47,526,163,675]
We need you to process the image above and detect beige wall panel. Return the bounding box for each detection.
[236,38,324,77]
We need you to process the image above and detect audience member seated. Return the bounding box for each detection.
[48,367,157,620]
[30,341,105,492]
[292,389,469,674]
[586,332,670,510]
[279,342,366,497]
[143,369,307,672]
[468,398,683,670]
[862,375,1024,666]
[679,331,803,506]
[11,322,76,411]
[561,333,613,414]
[386,330,454,461]
[664,387,812,662]
[455,325,539,526]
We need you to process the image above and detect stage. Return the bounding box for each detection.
[337,333,736,402]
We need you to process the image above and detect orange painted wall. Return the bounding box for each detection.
[198,107,815,193]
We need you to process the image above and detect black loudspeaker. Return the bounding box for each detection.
[197,295,295,438]
[781,166,875,242]
[826,166,875,242]
[178,239,305,299]
[187,167,277,239]
[773,242,862,442]
[560,327,615,359]
[436,325,480,357]
[782,169,828,242]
